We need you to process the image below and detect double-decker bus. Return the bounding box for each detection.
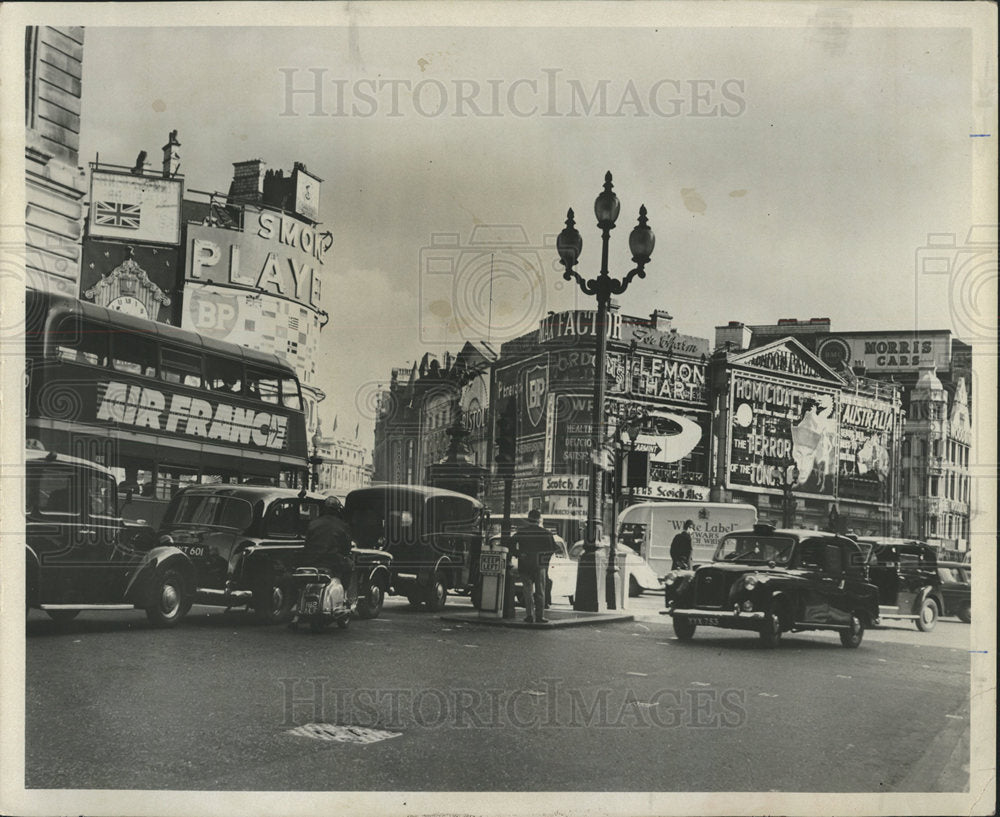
[25,289,309,527]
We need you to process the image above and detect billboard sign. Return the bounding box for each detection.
[727,372,840,495]
[186,211,332,310]
[837,392,897,503]
[294,168,322,222]
[816,332,952,374]
[89,169,183,245]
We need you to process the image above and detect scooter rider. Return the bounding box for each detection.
[302,496,357,604]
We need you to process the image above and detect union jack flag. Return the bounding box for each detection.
[94,201,141,229]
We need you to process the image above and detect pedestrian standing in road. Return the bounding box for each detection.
[512,509,558,624]
[669,520,695,570]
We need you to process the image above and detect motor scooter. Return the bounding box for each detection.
[288,566,357,632]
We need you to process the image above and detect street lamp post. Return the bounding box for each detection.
[781,459,799,528]
[557,172,655,611]
[609,414,646,591]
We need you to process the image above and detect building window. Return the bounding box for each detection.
[929,476,939,497]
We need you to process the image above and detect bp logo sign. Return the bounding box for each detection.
[187,287,240,339]
[524,364,548,429]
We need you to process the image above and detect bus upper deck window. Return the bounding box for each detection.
[207,359,244,395]
[161,348,203,388]
[111,332,157,377]
[281,377,302,410]
[54,316,108,366]
[246,370,280,404]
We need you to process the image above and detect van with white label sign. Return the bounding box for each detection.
[617,502,758,577]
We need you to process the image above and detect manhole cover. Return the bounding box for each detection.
[287,723,403,744]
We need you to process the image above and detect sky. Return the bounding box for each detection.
[70,7,994,443]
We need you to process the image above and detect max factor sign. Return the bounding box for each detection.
[187,212,332,309]
[96,382,289,449]
[539,310,623,343]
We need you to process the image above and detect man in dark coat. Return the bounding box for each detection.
[303,496,356,602]
[512,509,558,624]
[669,519,695,570]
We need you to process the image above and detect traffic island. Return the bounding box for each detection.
[440,608,633,629]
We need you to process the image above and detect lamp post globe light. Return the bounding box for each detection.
[557,171,655,611]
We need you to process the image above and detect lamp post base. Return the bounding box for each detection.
[573,549,610,612]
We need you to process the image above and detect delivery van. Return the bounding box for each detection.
[616,502,758,576]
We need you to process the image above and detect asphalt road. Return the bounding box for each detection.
[24,595,972,793]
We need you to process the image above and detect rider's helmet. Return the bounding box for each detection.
[322,495,344,516]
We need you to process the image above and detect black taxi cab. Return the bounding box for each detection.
[344,485,486,611]
[663,524,880,648]
[157,484,392,622]
[24,444,193,626]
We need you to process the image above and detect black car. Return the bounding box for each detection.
[856,538,948,632]
[157,485,392,622]
[24,445,192,627]
[345,485,485,611]
[937,561,971,623]
[663,524,880,648]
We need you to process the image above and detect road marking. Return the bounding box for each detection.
[877,658,887,663]
[626,672,648,677]
[758,693,779,698]
[462,644,479,648]
[690,682,711,687]
[945,714,965,720]
[524,690,547,697]
[287,723,402,744]
[836,675,852,680]
[635,623,650,631]
[656,642,672,646]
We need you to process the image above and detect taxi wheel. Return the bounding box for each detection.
[758,612,782,648]
[425,575,448,612]
[956,603,971,624]
[470,584,483,609]
[254,580,292,624]
[628,576,642,597]
[46,610,80,624]
[916,597,938,632]
[673,615,696,641]
[357,580,385,619]
[407,593,424,609]
[146,568,190,628]
[336,615,350,629]
[840,612,865,648]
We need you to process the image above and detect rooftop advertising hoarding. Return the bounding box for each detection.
[89,169,183,245]
[727,372,841,496]
[837,391,899,503]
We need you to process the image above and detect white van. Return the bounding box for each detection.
[617,502,758,576]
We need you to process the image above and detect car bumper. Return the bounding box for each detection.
[667,608,766,630]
